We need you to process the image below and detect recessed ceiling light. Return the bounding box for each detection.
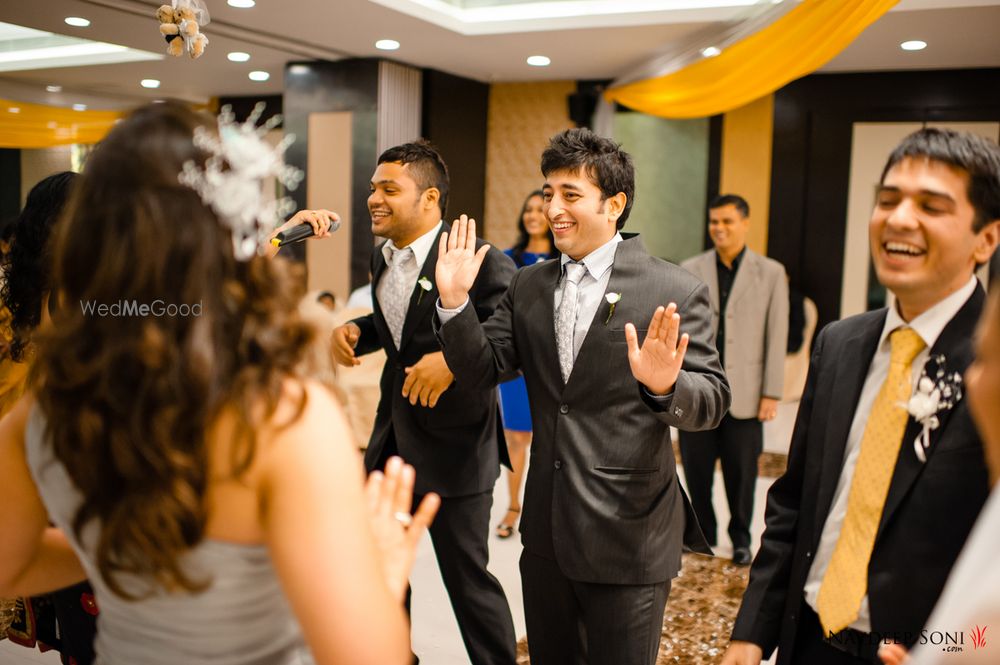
[46,85,62,93]
[701,46,722,58]
[64,17,91,27]
[8,107,20,114]
[288,64,310,75]
[248,70,269,82]
[141,78,160,89]
[375,39,400,51]
[901,40,927,51]
[227,51,250,62]
[227,0,255,7]
[526,55,550,67]
[47,121,58,129]
[72,103,87,111]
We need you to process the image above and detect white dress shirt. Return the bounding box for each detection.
[803,276,978,632]
[376,221,442,314]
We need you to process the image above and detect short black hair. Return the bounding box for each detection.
[540,128,635,229]
[377,139,450,218]
[709,194,749,218]
[881,128,1000,232]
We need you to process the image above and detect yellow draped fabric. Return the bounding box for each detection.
[605,0,899,119]
[0,99,123,149]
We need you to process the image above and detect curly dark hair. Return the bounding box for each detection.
[33,101,313,599]
[508,190,555,267]
[1,171,77,362]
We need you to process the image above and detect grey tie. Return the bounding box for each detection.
[382,246,414,349]
[555,262,587,383]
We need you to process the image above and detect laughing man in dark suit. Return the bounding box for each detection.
[721,129,1000,665]
[433,128,730,665]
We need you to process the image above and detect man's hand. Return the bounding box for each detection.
[402,351,454,407]
[625,303,689,396]
[758,396,779,422]
[878,644,910,665]
[720,641,764,665]
[331,322,361,367]
[436,214,490,309]
[264,208,339,258]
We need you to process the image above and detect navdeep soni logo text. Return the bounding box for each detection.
[79,300,203,317]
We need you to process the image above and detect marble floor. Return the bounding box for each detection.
[1,401,799,665]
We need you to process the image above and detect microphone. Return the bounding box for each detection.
[270,219,341,248]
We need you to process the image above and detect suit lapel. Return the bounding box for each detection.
[727,250,756,310]
[398,225,446,352]
[696,252,720,314]
[370,241,394,355]
[812,311,886,541]
[530,259,563,385]
[875,286,984,543]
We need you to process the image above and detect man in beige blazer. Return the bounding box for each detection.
[680,194,788,565]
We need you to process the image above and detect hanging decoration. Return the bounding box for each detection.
[155,0,210,59]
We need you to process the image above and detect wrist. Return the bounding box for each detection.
[439,292,467,310]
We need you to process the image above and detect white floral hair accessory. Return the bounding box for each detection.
[178,103,303,260]
[905,353,963,463]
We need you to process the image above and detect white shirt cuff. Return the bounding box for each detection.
[436,297,470,323]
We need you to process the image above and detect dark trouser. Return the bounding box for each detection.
[678,413,762,549]
[519,549,671,665]
[786,600,882,664]
[375,433,516,665]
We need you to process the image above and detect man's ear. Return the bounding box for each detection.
[422,187,441,212]
[974,219,1000,265]
[606,192,627,222]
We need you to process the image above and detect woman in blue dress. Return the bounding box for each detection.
[497,190,556,538]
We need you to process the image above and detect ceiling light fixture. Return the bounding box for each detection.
[72,103,87,111]
[900,40,927,51]
[288,64,310,75]
[375,39,400,51]
[8,107,20,113]
[248,70,269,81]
[227,0,255,7]
[701,46,722,58]
[141,78,160,88]
[64,17,91,27]
[227,51,250,62]
[46,85,62,92]
[526,55,550,67]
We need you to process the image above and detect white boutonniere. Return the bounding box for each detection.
[417,276,433,304]
[905,354,963,463]
[604,292,622,325]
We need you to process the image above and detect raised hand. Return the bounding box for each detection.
[436,214,490,309]
[365,456,440,601]
[625,303,689,396]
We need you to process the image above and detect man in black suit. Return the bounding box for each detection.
[721,129,1000,665]
[433,128,730,665]
[331,140,517,665]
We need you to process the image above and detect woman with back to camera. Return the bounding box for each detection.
[0,101,437,665]
[496,189,556,538]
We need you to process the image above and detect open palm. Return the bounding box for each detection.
[436,214,490,309]
[626,303,689,396]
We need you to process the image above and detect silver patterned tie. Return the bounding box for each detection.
[555,261,587,383]
[382,246,414,349]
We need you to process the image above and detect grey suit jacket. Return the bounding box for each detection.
[436,234,730,584]
[681,248,788,419]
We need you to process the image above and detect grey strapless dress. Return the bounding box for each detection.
[25,407,315,665]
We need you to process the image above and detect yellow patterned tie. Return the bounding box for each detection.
[816,327,925,636]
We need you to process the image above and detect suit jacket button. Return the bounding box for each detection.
[559,404,569,414]
[673,407,684,417]
[554,460,562,470]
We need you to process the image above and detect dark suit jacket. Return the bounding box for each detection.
[732,286,991,660]
[436,234,730,585]
[354,224,516,497]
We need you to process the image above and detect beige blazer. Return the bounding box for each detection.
[681,248,788,419]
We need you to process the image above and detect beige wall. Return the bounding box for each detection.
[305,112,354,302]
[20,146,74,204]
[720,94,774,255]
[483,81,574,249]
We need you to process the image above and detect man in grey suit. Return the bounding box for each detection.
[679,194,789,566]
[432,128,730,665]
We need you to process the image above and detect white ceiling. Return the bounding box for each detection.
[0,0,998,111]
